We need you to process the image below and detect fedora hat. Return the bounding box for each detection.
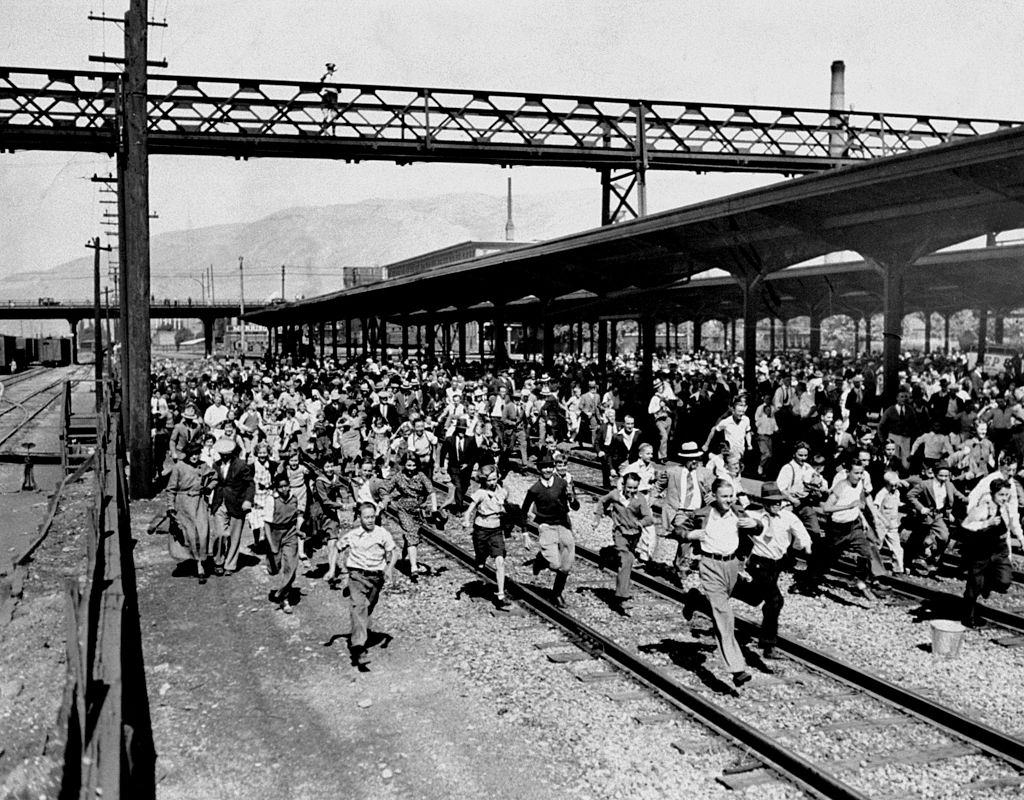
[760,482,785,503]
[213,438,237,455]
[678,441,702,460]
[181,405,198,421]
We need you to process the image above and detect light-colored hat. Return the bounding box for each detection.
[678,441,702,459]
[181,406,198,421]
[213,438,237,455]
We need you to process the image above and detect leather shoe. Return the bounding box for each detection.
[682,588,701,621]
[732,671,752,688]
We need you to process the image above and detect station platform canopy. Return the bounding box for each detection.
[251,124,1024,326]
[251,124,1024,401]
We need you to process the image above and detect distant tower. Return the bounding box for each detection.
[505,176,516,242]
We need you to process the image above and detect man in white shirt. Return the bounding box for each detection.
[678,478,762,688]
[960,477,1024,627]
[648,380,675,462]
[203,391,229,432]
[741,482,811,658]
[703,398,751,461]
[775,442,826,541]
[794,459,884,600]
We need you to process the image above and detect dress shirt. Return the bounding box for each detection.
[345,525,396,572]
[749,508,811,560]
[698,506,742,556]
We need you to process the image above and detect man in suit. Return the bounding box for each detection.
[210,438,256,575]
[608,414,643,474]
[440,420,477,514]
[844,374,869,431]
[805,408,833,460]
[906,460,967,576]
[369,386,401,431]
[879,390,919,462]
[660,441,707,583]
[501,390,530,466]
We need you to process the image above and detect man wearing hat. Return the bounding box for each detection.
[521,452,580,608]
[209,437,256,575]
[648,378,675,462]
[661,442,707,582]
[440,420,477,514]
[741,482,812,658]
[169,404,201,462]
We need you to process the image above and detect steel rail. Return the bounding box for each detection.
[472,464,1024,768]
[410,514,869,800]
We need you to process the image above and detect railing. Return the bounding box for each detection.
[1,66,1021,172]
[58,383,154,799]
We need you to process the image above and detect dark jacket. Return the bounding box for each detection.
[608,430,643,468]
[211,456,256,518]
[440,433,478,475]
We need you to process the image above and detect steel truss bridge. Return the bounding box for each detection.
[1,66,1021,222]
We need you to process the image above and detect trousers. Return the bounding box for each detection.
[963,540,1013,616]
[612,531,639,599]
[265,523,299,595]
[697,557,746,674]
[736,555,784,647]
[804,517,886,587]
[538,523,575,572]
[348,568,385,649]
[212,509,246,571]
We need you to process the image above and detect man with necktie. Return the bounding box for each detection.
[660,441,706,582]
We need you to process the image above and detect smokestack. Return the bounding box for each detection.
[829,60,847,158]
[505,176,516,242]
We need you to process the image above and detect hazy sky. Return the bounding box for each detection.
[2,0,1023,277]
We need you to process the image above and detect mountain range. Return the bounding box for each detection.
[3,191,598,305]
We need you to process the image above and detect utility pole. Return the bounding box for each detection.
[281,263,286,301]
[208,263,215,304]
[120,0,153,496]
[239,256,246,363]
[103,288,112,364]
[86,237,112,409]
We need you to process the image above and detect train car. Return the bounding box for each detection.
[0,335,12,372]
[13,337,28,369]
[39,336,72,366]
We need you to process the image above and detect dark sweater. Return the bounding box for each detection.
[522,477,578,528]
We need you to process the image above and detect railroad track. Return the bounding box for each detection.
[0,367,87,452]
[551,455,1024,634]
[409,506,1024,799]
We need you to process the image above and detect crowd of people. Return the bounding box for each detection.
[147,344,1024,679]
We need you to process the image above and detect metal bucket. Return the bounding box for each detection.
[930,619,966,659]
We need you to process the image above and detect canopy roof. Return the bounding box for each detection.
[250,125,1024,326]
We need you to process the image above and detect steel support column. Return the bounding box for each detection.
[881,265,906,404]
[457,320,467,365]
[692,319,702,351]
[994,313,1005,346]
[923,312,932,354]
[202,318,214,356]
[598,319,608,380]
[379,317,388,362]
[543,319,555,370]
[416,323,422,356]
[730,318,737,354]
[640,317,655,393]
[863,315,870,354]
[318,321,325,360]
[852,317,860,355]
[401,322,409,359]
[978,308,989,363]
[67,319,80,365]
[442,321,452,360]
[943,313,951,355]
[494,311,508,368]
[781,319,788,352]
[742,280,761,405]
[425,321,436,362]
[809,308,822,356]
[332,320,338,360]
[478,321,486,362]
[769,317,776,356]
